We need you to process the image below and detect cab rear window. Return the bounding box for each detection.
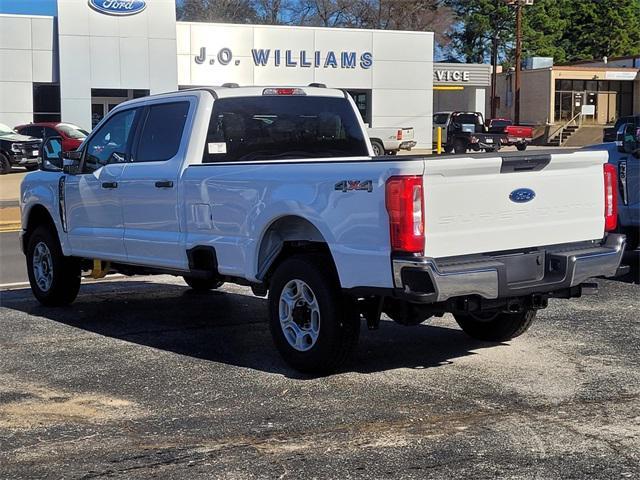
[202,96,368,163]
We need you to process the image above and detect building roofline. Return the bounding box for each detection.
[0,13,54,19]
[569,54,640,65]
[175,20,434,36]
[552,65,640,72]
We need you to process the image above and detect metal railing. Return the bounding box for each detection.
[548,112,583,146]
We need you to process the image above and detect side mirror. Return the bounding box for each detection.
[62,149,82,174]
[40,136,63,172]
[622,125,640,158]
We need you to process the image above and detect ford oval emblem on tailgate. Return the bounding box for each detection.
[509,188,536,203]
[89,0,146,16]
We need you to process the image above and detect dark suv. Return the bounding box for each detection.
[0,123,41,174]
[603,115,640,143]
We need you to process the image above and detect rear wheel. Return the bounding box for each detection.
[486,140,502,153]
[26,226,81,306]
[453,139,467,154]
[268,255,360,374]
[183,276,223,291]
[371,140,384,157]
[0,153,11,174]
[516,142,528,151]
[454,309,536,342]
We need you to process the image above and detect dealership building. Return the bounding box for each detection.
[1,0,452,147]
[493,56,639,126]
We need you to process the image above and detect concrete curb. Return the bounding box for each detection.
[0,222,21,233]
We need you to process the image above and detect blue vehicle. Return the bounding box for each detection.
[587,124,640,251]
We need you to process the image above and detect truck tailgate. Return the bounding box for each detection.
[422,150,607,258]
[506,125,533,138]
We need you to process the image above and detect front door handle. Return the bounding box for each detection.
[101,181,118,189]
[155,180,174,188]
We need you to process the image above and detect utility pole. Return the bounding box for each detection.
[490,33,499,119]
[514,1,522,124]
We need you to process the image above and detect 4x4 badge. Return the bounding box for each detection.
[335,180,373,193]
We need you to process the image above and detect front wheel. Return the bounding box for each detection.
[26,226,81,306]
[516,143,528,151]
[268,255,360,374]
[454,309,536,342]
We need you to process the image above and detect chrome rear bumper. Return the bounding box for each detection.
[392,234,626,303]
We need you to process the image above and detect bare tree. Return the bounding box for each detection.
[254,0,285,24]
[177,0,454,43]
[177,0,257,23]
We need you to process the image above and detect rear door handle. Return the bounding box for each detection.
[155,180,174,188]
[101,181,118,189]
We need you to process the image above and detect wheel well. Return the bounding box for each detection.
[257,216,336,283]
[23,205,56,252]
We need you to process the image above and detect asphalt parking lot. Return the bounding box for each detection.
[0,270,639,479]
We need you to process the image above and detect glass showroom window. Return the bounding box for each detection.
[32,84,61,122]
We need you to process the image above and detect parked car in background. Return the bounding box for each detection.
[584,124,639,251]
[433,111,507,154]
[487,118,533,151]
[21,86,625,373]
[603,115,640,143]
[615,124,640,250]
[367,126,416,156]
[15,122,89,152]
[0,123,41,174]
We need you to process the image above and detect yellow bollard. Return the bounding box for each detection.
[437,126,442,154]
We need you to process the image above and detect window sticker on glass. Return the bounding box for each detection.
[208,142,227,154]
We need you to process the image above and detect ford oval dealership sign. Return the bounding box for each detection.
[88,0,146,16]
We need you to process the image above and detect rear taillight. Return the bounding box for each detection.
[603,163,618,232]
[396,129,403,140]
[385,176,424,254]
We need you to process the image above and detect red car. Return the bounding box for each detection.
[487,118,533,151]
[14,122,89,152]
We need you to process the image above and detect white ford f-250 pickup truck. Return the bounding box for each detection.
[21,86,625,373]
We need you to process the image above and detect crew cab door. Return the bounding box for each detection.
[65,107,141,261]
[118,99,193,270]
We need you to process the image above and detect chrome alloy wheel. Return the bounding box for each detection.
[279,279,321,352]
[32,241,54,292]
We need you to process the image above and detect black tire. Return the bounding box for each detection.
[26,226,81,306]
[444,144,454,154]
[371,140,384,157]
[385,150,397,156]
[24,164,39,171]
[0,153,11,174]
[454,309,536,342]
[453,139,467,154]
[516,143,528,151]
[268,255,360,374]
[183,276,223,291]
